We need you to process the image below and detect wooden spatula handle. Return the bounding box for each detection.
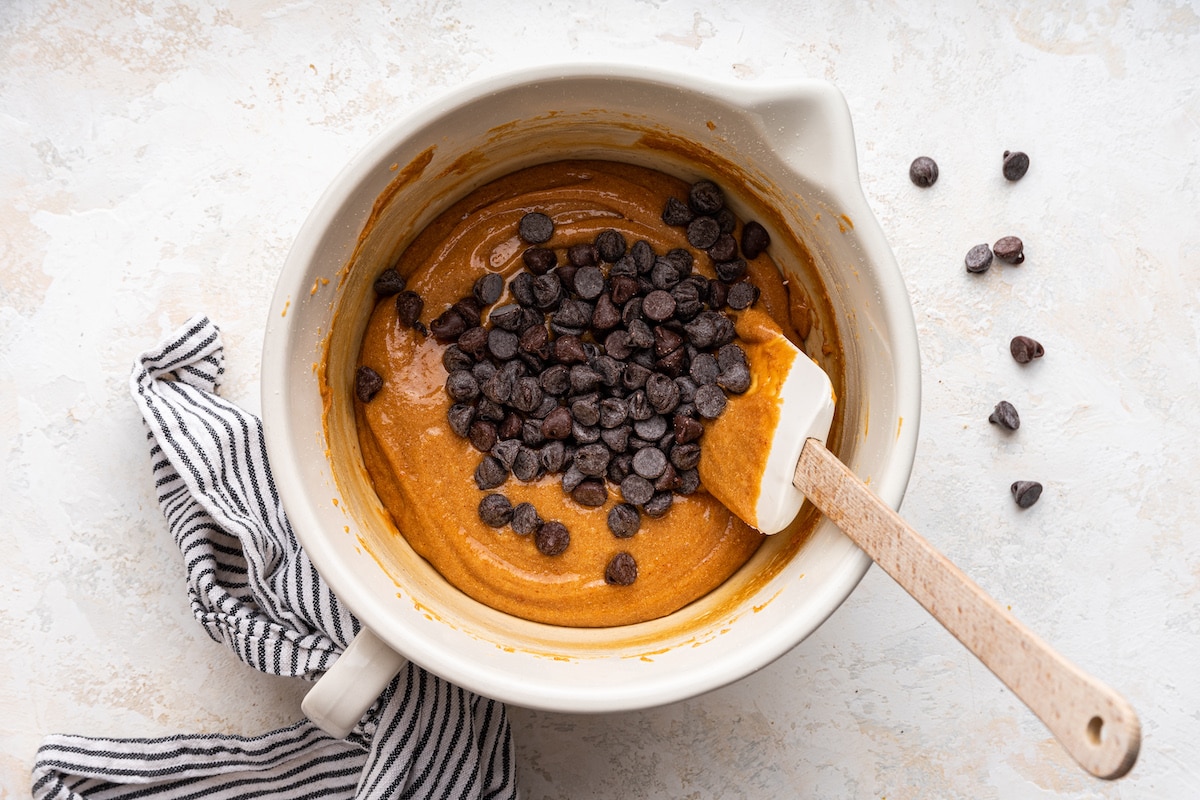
[794,439,1140,780]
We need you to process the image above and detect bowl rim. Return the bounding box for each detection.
[261,62,922,711]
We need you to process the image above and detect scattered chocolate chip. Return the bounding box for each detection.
[1011,480,1043,508]
[645,373,680,415]
[686,216,721,250]
[512,446,541,482]
[726,281,760,310]
[601,424,631,453]
[519,211,554,244]
[741,221,771,259]
[572,479,608,507]
[642,290,677,322]
[510,272,536,307]
[908,156,939,188]
[453,297,483,327]
[474,456,508,490]
[522,247,557,274]
[478,493,513,527]
[595,229,627,262]
[355,365,385,403]
[462,420,495,453]
[447,403,475,438]
[574,443,611,476]
[567,243,600,268]
[644,491,673,517]
[632,446,668,480]
[539,440,568,473]
[374,268,406,296]
[1002,150,1030,182]
[605,552,638,585]
[633,414,667,441]
[445,370,480,402]
[1010,335,1045,364]
[718,362,751,394]
[714,258,747,283]
[989,400,1021,431]
[510,502,542,535]
[535,521,570,555]
[673,414,704,445]
[573,265,605,300]
[965,244,994,274]
[620,474,654,506]
[541,406,573,440]
[607,504,640,538]
[688,179,724,214]
[670,442,702,471]
[395,291,424,329]
[487,328,519,360]
[531,273,564,310]
[662,196,694,226]
[694,384,728,419]
[430,308,467,343]
[707,233,738,263]
[993,236,1025,264]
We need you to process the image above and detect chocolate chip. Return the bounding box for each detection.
[686,216,721,249]
[644,491,673,517]
[541,406,573,440]
[626,319,655,349]
[662,196,694,226]
[355,366,384,402]
[445,370,479,402]
[522,247,557,274]
[574,265,606,300]
[395,291,424,329]
[374,268,406,296]
[519,212,554,244]
[567,243,600,268]
[628,239,655,273]
[654,462,680,492]
[726,281,760,311]
[598,397,630,429]
[441,345,472,374]
[553,334,588,365]
[483,328,517,361]
[707,233,738,263]
[491,439,521,470]
[642,290,677,322]
[607,504,640,539]
[535,521,570,555]
[908,156,939,188]
[601,424,631,453]
[677,468,700,495]
[620,474,654,506]
[718,362,751,395]
[989,400,1021,431]
[511,377,544,413]
[707,279,729,309]
[673,414,704,445]
[591,294,621,331]
[632,446,668,480]
[605,552,638,585]
[595,229,627,262]
[670,442,701,471]
[430,308,467,343]
[488,303,523,332]
[539,440,568,473]
[518,324,550,357]
[572,420,600,444]
[741,221,771,259]
[645,373,680,415]
[512,446,541,482]
[474,456,508,490]
[715,258,748,283]
[633,414,667,441]
[455,327,487,360]
[965,244,993,274]
[561,465,586,493]
[694,384,728,419]
[510,502,542,535]
[688,179,724,214]
[574,443,612,476]
[453,296,483,327]
[569,365,603,395]
[1002,150,1030,182]
[478,493,513,527]
[553,299,593,331]
[480,369,513,405]
[993,236,1025,264]
[1010,335,1045,364]
[521,417,546,446]
[1011,480,1043,508]
[572,478,608,507]
[510,272,537,308]
[622,363,652,391]
[476,397,504,422]
[650,258,682,291]
[447,403,475,438]
[531,273,564,310]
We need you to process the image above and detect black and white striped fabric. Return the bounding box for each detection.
[31,315,517,800]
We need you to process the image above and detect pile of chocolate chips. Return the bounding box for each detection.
[358,179,771,585]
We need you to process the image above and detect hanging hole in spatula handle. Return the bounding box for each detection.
[793,438,1141,779]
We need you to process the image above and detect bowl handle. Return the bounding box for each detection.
[301,628,408,738]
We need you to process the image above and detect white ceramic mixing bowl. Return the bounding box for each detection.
[261,64,921,728]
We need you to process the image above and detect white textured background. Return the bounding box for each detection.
[3,1,1198,798]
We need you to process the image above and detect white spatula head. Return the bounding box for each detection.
[698,310,836,535]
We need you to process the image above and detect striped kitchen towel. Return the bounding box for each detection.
[31,315,517,800]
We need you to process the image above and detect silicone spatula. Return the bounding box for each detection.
[700,313,1141,781]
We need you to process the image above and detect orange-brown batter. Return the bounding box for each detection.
[355,160,812,627]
